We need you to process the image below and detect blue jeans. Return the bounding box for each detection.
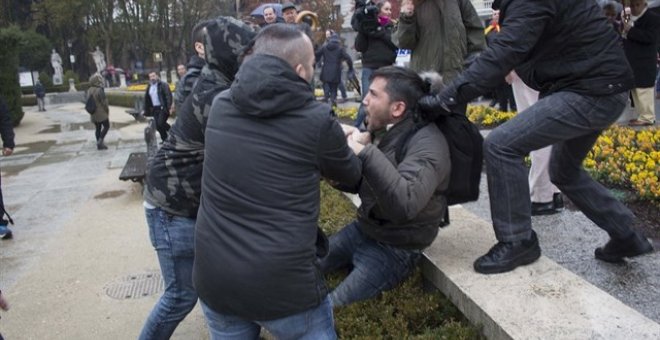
[484,91,635,242]
[200,297,336,340]
[0,223,10,236]
[139,207,197,340]
[354,67,375,128]
[320,221,421,307]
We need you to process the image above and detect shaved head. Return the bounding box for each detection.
[250,24,314,79]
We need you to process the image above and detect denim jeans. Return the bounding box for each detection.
[200,297,336,340]
[320,221,421,307]
[139,207,197,340]
[484,91,636,242]
[354,67,375,129]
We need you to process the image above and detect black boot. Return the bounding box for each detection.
[97,138,108,150]
[595,231,654,263]
[474,231,541,274]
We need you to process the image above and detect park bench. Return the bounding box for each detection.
[118,113,158,184]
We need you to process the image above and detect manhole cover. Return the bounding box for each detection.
[104,272,164,299]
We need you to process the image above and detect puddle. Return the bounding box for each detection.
[94,190,126,199]
[11,140,57,156]
[38,121,132,134]
[2,164,30,178]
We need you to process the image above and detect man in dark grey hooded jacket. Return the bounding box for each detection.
[140,17,256,340]
[193,24,361,339]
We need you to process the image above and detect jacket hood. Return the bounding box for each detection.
[186,55,206,70]
[89,73,104,87]
[204,16,257,82]
[230,54,314,117]
[325,36,340,51]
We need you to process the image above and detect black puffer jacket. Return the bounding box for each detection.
[623,8,660,87]
[355,22,397,69]
[144,17,256,217]
[440,0,634,103]
[193,54,362,320]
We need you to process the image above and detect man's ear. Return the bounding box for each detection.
[391,101,406,119]
[294,64,305,79]
[195,42,205,57]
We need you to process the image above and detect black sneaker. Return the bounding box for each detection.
[474,231,541,274]
[595,231,654,263]
[531,193,564,216]
[0,230,12,240]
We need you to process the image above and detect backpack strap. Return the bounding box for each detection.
[394,119,451,227]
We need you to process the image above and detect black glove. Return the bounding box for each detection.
[418,86,458,116]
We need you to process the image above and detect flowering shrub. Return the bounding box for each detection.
[126,83,176,92]
[335,106,358,120]
[467,105,516,128]
[467,104,660,205]
[585,126,660,204]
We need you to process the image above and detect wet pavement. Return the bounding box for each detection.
[0,103,208,339]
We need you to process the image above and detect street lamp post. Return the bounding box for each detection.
[153,52,163,72]
[67,40,75,72]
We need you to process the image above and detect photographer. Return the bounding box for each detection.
[352,0,398,129]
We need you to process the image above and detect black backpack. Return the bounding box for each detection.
[396,110,483,226]
[85,92,97,115]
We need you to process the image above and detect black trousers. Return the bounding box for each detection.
[95,119,110,141]
[152,107,171,142]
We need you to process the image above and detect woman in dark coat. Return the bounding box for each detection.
[87,74,110,149]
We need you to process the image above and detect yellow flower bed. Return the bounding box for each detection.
[126,83,176,92]
[585,126,660,203]
[466,104,660,204]
[467,104,516,128]
[335,106,358,120]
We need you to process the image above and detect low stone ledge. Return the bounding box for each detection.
[343,194,660,339]
[422,206,660,339]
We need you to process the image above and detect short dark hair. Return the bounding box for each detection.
[249,24,311,68]
[192,20,213,45]
[371,66,427,114]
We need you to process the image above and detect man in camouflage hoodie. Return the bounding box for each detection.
[172,20,212,114]
[139,17,256,340]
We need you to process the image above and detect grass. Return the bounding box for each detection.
[319,182,480,339]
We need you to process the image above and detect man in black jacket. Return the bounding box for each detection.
[139,17,256,340]
[143,72,172,142]
[193,24,361,338]
[420,0,654,274]
[623,0,660,126]
[0,97,15,240]
[321,67,450,307]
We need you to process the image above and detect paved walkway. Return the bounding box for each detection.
[0,103,207,339]
[0,99,658,339]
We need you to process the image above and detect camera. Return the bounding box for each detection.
[352,0,380,34]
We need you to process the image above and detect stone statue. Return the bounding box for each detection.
[50,49,63,84]
[90,46,107,73]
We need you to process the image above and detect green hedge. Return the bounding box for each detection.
[106,92,144,108]
[21,82,91,95]
[0,26,25,126]
[21,95,37,107]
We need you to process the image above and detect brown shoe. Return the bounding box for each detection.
[629,119,654,127]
